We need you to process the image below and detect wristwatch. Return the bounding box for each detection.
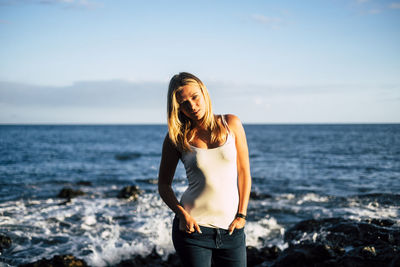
[236,213,247,220]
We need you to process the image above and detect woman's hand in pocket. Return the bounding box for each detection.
[179,214,202,234]
[228,217,246,235]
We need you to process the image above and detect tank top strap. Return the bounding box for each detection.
[221,114,231,134]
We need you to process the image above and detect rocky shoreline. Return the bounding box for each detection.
[10,217,399,267]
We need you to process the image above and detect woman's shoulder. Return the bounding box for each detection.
[220,114,243,137]
[222,114,243,129]
[163,132,182,157]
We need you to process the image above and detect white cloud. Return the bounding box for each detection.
[1,80,399,124]
[0,0,101,8]
[352,0,400,13]
[0,80,166,108]
[0,80,168,123]
[389,2,400,9]
[250,14,283,28]
[40,0,101,8]
[368,8,382,14]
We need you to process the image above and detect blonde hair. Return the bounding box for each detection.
[167,72,226,152]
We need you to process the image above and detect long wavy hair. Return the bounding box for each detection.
[167,72,226,152]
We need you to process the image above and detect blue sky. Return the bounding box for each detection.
[0,0,399,123]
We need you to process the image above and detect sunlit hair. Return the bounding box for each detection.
[167,72,226,152]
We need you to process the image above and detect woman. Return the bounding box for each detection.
[158,72,252,267]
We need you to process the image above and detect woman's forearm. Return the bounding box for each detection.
[158,183,188,218]
[158,134,187,217]
[237,171,251,215]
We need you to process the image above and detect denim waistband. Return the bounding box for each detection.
[172,216,245,249]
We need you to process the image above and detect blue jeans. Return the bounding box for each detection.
[172,216,247,267]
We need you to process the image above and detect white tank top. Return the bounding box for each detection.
[180,115,239,229]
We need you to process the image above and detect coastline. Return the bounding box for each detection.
[11,216,400,267]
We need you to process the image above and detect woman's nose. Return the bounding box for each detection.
[188,100,196,110]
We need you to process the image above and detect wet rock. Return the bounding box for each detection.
[374,244,399,263]
[116,248,176,267]
[19,254,88,267]
[336,255,377,267]
[0,234,12,252]
[246,246,265,266]
[246,245,281,266]
[365,218,396,227]
[283,218,340,243]
[76,181,92,186]
[250,191,273,200]
[166,253,181,267]
[285,217,400,248]
[115,152,141,161]
[390,254,400,267]
[281,217,400,267]
[273,243,336,267]
[116,255,151,267]
[58,187,85,199]
[118,185,141,201]
[260,245,281,260]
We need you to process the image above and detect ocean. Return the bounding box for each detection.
[0,124,399,266]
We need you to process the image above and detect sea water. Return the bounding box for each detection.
[0,124,399,266]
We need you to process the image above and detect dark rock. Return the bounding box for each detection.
[375,244,400,264]
[57,187,85,199]
[389,253,400,267]
[365,218,396,227]
[250,191,272,200]
[281,217,400,267]
[273,243,335,267]
[284,218,342,243]
[166,253,181,267]
[246,245,282,266]
[246,246,265,266]
[145,247,163,262]
[273,246,307,267]
[118,185,141,201]
[116,257,145,267]
[285,217,400,248]
[76,181,92,186]
[115,152,141,161]
[58,199,72,205]
[0,234,12,252]
[115,248,174,267]
[354,193,400,206]
[336,254,376,267]
[259,245,281,260]
[19,254,88,267]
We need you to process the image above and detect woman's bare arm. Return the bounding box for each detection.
[158,134,201,233]
[226,114,252,234]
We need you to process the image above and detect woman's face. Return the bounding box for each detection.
[176,83,206,122]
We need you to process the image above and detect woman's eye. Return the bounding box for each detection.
[193,95,198,100]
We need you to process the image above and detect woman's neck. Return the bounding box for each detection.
[191,114,216,131]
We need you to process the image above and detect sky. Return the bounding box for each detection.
[0,0,399,124]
